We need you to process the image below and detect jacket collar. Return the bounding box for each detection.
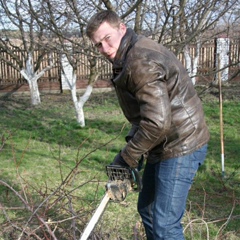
[112,28,138,72]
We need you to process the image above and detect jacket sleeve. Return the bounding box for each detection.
[125,124,139,142]
[121,58,172,167]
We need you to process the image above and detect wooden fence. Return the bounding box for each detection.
[0,37,239,93]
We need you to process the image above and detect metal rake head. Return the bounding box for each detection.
[106,165,133,181]
[106,165,142,192]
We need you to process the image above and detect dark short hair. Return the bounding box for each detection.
[86,10,122,39]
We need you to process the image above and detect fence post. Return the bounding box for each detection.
[216,35,230,82]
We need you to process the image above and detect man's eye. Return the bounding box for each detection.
[95,43,102,48]
[105,35,111,41]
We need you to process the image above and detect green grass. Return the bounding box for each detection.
[0,89,240,240]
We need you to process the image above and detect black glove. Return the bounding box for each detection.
[112,151,129,167]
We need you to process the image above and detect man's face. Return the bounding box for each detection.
[91,21,127,60]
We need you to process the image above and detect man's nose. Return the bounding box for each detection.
[101,41,109,53]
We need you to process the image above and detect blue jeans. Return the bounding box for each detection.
[137,144,208,240]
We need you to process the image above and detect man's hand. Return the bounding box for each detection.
[112,151,129,167]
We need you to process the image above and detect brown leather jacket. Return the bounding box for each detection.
[111,28,210,168]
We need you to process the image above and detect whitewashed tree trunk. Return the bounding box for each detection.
[61,45,98,127]
[62,67,93,127]
[72,84,93,127]
[29,79,41,105]
[183,42,201,85]
[20,52,53,105]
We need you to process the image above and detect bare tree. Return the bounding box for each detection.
[116,0,240,84]
[0,0,56,105]
[27,0,142,127]
[29,0,102,126]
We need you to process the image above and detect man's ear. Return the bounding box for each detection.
[119,23,127,34]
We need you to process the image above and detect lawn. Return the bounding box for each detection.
[0,84,240,240]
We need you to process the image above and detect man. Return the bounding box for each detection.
[86,10,210,240]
